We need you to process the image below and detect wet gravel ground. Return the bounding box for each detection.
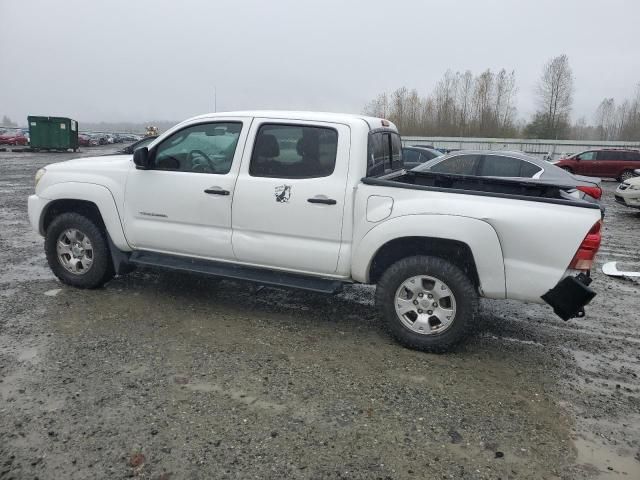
[1,146,639,479]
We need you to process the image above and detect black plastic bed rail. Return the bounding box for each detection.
[362,170,602,210]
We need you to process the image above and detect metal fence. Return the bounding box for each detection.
[402,136,640,160]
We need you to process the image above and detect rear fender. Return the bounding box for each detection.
[352,214,506,298]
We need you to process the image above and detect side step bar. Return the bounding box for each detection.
[128,251,346,294]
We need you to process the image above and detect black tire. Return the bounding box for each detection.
[619,170,634,182]
[375,256,478,353]
[45,212,114,289]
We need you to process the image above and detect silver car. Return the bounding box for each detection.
[412,150,602,202]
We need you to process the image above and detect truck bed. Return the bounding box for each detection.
[362,170,601,210]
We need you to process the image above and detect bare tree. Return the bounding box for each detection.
[595,97,616,140]
[456,70,474,135]
[1,115,17,127]
[534,54,574,138]
[363,93,389,119]
[362,68,519,137]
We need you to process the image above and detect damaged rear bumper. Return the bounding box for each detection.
[541,273,596,320]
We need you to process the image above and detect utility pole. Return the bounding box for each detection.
[213,86,217,113]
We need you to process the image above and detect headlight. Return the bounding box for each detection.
[35,168,46,187]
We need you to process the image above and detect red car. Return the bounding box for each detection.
[0,129,29,146]
[553,149,640,181]
[78,134,91,147]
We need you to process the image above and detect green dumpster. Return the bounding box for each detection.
[28,116,79,151]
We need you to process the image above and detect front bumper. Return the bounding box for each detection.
[28,194,49,236]
[615,185,640,208]
[541,273,596,320]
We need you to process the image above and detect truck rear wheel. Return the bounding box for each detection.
[375,256,478,352]
[45,212,114,289]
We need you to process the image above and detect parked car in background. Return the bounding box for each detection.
[0,129,29,146]
[93,134,108,145]
[413,150,602,201]
[78,134,91,147]
[553,149,640,181]
[402,146,443,169]
[113,135,158,155]
[615,169,640,209]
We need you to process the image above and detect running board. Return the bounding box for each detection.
[128,251,345,294]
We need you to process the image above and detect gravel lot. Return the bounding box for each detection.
[1,146,639,479]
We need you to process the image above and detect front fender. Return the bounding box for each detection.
[352,214,506,298]
[37,182,130,251]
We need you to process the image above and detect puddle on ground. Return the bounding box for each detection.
[574,435,640,479]
[17,346,39,363]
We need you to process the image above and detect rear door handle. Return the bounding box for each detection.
[307,196,337,205]
[204,186,230,195]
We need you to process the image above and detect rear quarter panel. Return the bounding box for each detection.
[351,183,601,303]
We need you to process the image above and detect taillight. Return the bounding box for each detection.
[577,185,602,200]
[569,220,602,270]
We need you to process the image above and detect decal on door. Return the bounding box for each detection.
[275,185,291,203]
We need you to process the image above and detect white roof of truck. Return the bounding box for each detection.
[185,110,397,132]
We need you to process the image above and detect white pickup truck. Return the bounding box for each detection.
[28,111,603,352]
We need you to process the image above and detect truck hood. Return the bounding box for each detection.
[46,154,132,172]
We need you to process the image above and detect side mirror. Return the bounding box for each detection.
[133,147,150,169]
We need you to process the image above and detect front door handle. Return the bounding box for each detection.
[204,186,230,195]
[307,196,337,205]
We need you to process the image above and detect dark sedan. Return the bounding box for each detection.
[413,150,602,201]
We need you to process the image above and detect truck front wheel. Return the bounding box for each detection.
[375,256,478,352]
[45,212,114,289]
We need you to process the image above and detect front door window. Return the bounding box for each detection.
[154,122,242,174]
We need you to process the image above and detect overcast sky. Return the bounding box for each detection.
[1,0,639,126]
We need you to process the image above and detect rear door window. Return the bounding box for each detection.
[249,124,338,179]
[429,155,480,175]
[596,151,619,161]
[479,155,542,178]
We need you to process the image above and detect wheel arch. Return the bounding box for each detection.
[352,215,506,298]
[38,182,130,251]
[369,237,480,288]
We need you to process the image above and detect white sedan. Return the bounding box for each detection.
[615,169,640,209]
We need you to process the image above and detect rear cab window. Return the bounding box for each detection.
[367,130,403,177]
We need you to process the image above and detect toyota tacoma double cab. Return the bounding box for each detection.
[28,111,602,352]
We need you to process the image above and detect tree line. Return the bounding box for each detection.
[363,54,640,141]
